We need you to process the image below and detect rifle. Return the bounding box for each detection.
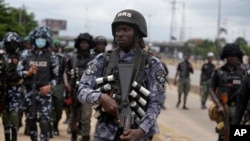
[30,73,37,120]
[210,89,229,141]
[117,63,134,131]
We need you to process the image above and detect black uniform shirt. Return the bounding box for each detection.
[233,72,250,124]
[177,61,193,78]
[201,62,215,81]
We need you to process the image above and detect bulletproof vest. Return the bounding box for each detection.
[216,66,245,104]
[71,52,94,81]
[97,47,151,124]
[23,51,52,88]
[201,62,215,81]
[6,54,21,84]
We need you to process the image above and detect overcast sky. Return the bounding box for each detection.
[5,0,250,43]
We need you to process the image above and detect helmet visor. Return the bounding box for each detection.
[35,38,46,48]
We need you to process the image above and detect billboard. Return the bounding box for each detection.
[42,19,67,31]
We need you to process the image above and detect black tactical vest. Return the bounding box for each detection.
[96,48,151,124]
[23,51,52,88]
[216,66,245,105]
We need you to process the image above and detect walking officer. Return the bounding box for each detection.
[77,9,166,141]
[200,52,216,109]
[174,53,193,110]
[49,39,66,136]
[1,32,23,141]
[210,43,244,141]
[63,32,94,141]
[17,26,59,141]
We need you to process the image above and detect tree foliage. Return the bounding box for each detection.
[234,37,250,56]
[0,0,37,40]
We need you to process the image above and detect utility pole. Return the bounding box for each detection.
[179,1,185,42]
[19,4,26,26]
[169,0,177,42]
[217,0,221,42]
[84,8,89,32]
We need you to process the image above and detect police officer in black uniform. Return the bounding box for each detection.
[49,39,66,136]
[17,26,59,141]
[200,52,216,109]
[63,33,94,141]
[232,67,250,125]
[93,35,108,55]
[210,43,244,141]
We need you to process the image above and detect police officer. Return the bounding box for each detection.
[49,39,66,136]
[210,43,244,141]
[200,52,216,109]
[77,9,166,141]
[174,53,193,110]
[93,35,108,55]
[17,26,59,141]
[232,68,250,125]
[2,32,22,141]
[63,32,94,141]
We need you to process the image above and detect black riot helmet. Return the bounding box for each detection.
[94,36,107,46]
[3,32,21,53]
[29,26,53,49]
[74,33,94,49]
[111,9,147,38]
[220,43,244,60]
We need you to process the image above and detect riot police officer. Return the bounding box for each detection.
[232,67,250,125]
[77,9,166,141]
[63,32,94,141]
[49,39,66,136]
[17,26,59,141]
[2,32,22,141]
[210,43,244,141]
[93,35,108,55]
[200,52,216,109]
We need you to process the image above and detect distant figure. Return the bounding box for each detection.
[200,52,216,109]
[174,53,193,110]
[93,35,107,55]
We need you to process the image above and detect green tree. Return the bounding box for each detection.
[0,0,37,40]
[234,37,250,56]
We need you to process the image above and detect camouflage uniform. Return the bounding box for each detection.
[17,26,59,141]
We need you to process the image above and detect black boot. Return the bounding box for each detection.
[71,131,78,141]
[11,127,18,141]
[4,132,11,141]
[81,135,90,141]
[53,121,60,136]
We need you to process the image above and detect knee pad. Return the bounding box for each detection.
[39,119,50,134]
[27,118,37,131]
[2,112,19,126]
